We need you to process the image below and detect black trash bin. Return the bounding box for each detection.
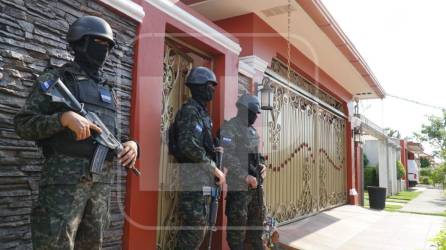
[367,186,386,210]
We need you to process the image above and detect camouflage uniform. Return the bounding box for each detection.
[14,63,117,250]
[220,116,266,250]
[173,98,216,250]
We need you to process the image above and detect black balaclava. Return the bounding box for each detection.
[72,36,110,81]
[237,107,258,126]
[189,83,215,105]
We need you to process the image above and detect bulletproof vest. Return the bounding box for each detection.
[40,65,117,159]
[235,120,261,178]
[171,99,215,162]
[201,113,214,157]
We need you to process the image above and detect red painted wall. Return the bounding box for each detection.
[346,120,358,205]
[400,140,408,188]
[215,13,353,104]
[124,1,239,249]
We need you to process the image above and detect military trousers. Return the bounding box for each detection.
[32,180,111,250]
[174,191,211,250]
[226,188,266,250]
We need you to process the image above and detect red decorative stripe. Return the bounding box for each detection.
[264,143,344,172]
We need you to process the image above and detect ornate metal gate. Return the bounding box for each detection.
[156,41,192,249]
[262,59,347,224]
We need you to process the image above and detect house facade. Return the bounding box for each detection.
[0,0,385,249]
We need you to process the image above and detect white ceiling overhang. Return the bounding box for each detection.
[182,0,385,100]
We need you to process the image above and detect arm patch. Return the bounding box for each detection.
[39,80,54,92]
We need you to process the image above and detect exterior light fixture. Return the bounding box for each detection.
[259,77,274,110]
[352,99,362,143]
[353,126,362,144]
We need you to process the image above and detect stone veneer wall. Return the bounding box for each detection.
[0,0,137,249]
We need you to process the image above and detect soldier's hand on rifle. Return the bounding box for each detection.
[60,111,102,141]
[215,146,224,154]
[245,175,258,189]
[213,167,226,186]
[259,164,267,179]
[118,141,138,168]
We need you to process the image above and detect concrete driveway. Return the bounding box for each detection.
[278,205,445,250]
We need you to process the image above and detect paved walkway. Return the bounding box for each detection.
[278,205,445,250]
[401,186,446,214]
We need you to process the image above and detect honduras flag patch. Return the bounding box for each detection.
[222,136,232,146]
[39,80,54,92]
[99,87,112,104]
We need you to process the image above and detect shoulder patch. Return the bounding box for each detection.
[39,79,54,92]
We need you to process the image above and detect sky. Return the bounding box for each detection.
[322,0,446,154]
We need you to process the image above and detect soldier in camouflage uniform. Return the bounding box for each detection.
[14,16,139,250]
[220,94,267,250]
[171,67,226,249]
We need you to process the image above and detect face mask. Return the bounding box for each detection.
[74,37,109,73]
[248,110,258,125]
[237,108,258,126]
[190,83,215,103]
[85,40,109,68]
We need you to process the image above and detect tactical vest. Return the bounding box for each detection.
[171,100,215,162]
[40,65,118,160]
[201,111,215,159]
[234,119,261,177]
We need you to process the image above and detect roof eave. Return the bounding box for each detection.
[298,0,386,99]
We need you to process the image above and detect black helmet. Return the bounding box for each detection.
[67,16,115,47]
[185,67,217,86]
[236,94,261,114]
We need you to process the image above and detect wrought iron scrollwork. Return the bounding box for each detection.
[270,58,345,114]
[157,42,193,249]
[262,74,347,224]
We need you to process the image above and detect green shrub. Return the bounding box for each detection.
[364,165,379,187]
[431,228,446,250]
[421,176,433,185]
[432,165,446,185]
[420,168,432,177]
[396,160,405,180]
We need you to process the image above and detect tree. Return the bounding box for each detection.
[384,128,401,139]
[396,160,405,180]
[431,164,446,185]
[416,110,446,160]
[420,157,431,168]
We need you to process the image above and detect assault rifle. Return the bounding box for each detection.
[249,153,279,248]
[207,138,223,250]
[41,78,141,176]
